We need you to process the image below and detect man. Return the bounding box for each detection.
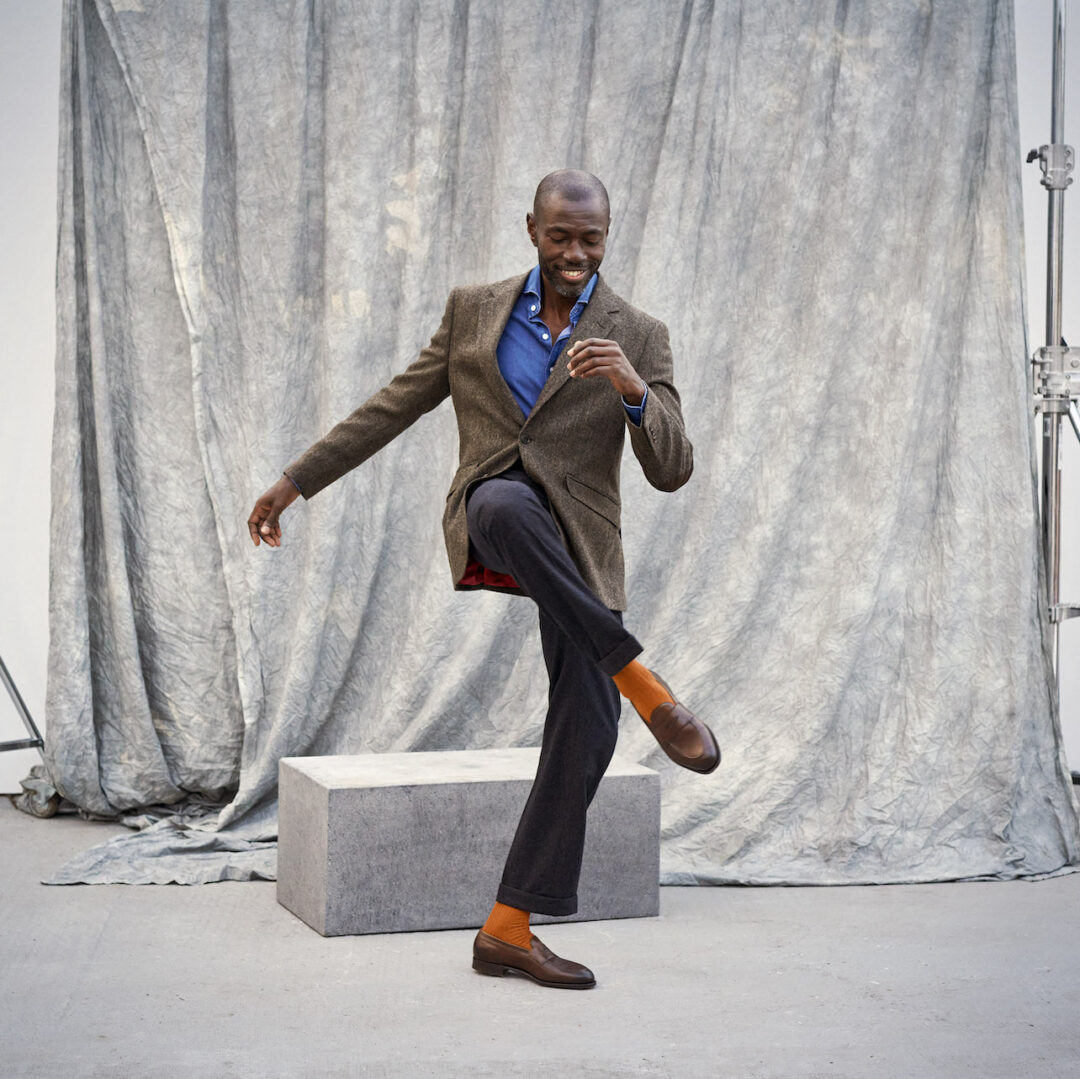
[248,170,719,990]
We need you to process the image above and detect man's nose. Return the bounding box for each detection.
[565,239,586,262]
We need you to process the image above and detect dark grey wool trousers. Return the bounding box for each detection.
[466,466,642,916]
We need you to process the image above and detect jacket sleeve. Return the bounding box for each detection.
[283,290,455,498]
[627,319,694,491]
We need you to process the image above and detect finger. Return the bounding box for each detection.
[570,359,617,379]
[576,362,616,378]
[569,342,620,363]
[569,351,620,373]
[568,339,602,361]
[568,345,601,371]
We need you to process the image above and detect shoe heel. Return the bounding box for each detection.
[472,957,505,977]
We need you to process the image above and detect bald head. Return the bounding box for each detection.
[533,170,610,222]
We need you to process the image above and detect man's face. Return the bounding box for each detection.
[527,193,609,302]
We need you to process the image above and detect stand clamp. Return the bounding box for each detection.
[1032,344,1080,411]
[1027,143,1075,189]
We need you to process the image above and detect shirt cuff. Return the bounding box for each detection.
[622,385,648,427]
[284,472,304,496]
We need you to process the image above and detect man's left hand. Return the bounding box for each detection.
[566,338,647,405]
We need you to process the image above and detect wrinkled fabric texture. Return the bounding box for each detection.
[41,0,1080,885]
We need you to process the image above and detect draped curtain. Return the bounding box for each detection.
[43,0,1080,884]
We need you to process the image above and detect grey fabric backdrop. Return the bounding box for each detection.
[41,0,1080,885]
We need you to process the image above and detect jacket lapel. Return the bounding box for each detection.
[527,275,619,420]
[478,273,530,422]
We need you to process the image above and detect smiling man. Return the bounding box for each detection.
[248,170,720,989]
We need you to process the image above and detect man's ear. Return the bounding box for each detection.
[526,211,537,246]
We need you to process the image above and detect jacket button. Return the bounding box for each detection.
[520,435,532,445]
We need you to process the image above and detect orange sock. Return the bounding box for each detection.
[612,660,674,721]
[482,901,533,949]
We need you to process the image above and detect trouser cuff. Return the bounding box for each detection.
[597,633,643,677]
[497,881,578,918]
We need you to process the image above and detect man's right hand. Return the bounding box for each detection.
[247,476,301,548]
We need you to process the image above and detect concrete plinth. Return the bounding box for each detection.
[277,748,660,936]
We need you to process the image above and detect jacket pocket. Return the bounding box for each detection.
[565,475,620,528]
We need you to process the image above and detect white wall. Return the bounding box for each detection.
[1,0,62,792]
[2,2,1079,792]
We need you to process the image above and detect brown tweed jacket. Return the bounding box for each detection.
[284,273,693,610]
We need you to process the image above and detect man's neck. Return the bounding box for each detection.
[538,277,577,338]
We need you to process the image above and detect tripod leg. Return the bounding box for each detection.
[1068,400,1080,444]
[0,654,45,754]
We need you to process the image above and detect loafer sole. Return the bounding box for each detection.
[472,956,596,989]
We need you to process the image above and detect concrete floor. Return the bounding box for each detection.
[1,799,1079,1078]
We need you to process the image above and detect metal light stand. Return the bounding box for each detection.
[1028,0,1080,691]
[0,653,44,755]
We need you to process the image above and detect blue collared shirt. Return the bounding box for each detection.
[495,265,646,423]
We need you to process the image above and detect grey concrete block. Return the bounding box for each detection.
[277,749,660,936]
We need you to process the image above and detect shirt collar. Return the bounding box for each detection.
[524,264,598,314]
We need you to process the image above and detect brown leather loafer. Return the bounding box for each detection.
[472,931,596,989]
[635,671,721,774]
